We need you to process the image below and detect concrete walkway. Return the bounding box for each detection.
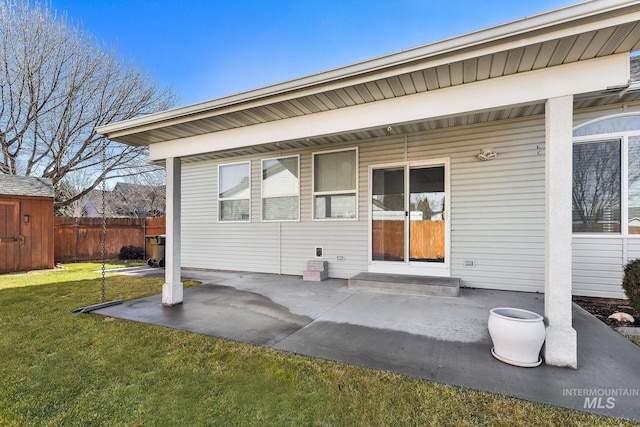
[95,267,640,422]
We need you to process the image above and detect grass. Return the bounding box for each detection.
[625,334,640,347]
[0,260,146,289]
[0,263,637,426]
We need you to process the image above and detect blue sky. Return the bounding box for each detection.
[51,0,577,108]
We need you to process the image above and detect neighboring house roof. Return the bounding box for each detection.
[80,190,110,217]
[220,178,250,199]
[113,182,161,196]
[79,183,166,218]
[98,0,640,152]
[0,175,54,198]
[113,182,164,203]
[113,182,165,217]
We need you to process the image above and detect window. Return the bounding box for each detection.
[218,162,250,221]
[629,136,640,234]
[573,115,640,137]
[313,148,357,219]
[572,114,640,235]
[262,156,299,221]
[572,140,621,232]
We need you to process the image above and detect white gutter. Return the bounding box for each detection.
[97,0,640,137]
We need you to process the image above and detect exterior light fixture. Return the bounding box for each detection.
[477,149,498,161]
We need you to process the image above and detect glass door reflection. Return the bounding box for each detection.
[371,167,405,262]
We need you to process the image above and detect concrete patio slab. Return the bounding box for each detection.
[95,267,640,422]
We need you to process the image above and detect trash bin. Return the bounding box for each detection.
[145,235,166,267]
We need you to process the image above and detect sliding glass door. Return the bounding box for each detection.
[409,166,445,263]
[370,160,449,275]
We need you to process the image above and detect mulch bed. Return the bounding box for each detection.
[573,296,637,328]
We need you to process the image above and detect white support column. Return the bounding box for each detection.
[544,96,577,368]
[162,157,183,306]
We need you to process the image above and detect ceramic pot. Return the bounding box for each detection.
[488,307,545,367]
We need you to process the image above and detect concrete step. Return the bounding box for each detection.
[303,270,329,281]
[348,272,460,297]
[306,260,328,272]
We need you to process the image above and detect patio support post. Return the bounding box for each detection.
[544,95,577,368]
[162,157,183,306]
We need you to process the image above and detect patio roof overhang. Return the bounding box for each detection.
[97,0,640,159]
[106,1,638,370]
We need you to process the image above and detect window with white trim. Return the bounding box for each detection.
[572,115,640,234]
[218,161,250,221]
[572,140,621,232]
[313,148,357,219]
[262,156,299,221]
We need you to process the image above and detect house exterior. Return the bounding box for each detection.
[77,183,165,218]
[0,175,54,273]
[77,190,109,218]
[98,0,640,368]
[111,182,165,218]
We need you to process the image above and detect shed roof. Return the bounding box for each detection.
[98,0,640,149]
[0,175,54,198]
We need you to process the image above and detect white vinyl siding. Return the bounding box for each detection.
[628,239,640,264]
[181,115,550,293]
[572,236,625,298]
[414,118,547,293]
[182,155,366,278]
[180,109,636,297]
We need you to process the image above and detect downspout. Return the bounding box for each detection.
[404,134,408,161]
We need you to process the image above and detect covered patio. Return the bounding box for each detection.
[96,1,640,372]
[95,267,640,422]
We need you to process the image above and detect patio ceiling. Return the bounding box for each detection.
[99,1,640,153]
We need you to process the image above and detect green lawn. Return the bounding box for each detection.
[626,334,640,347]
[0,263,637,426]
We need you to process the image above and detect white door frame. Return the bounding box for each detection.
[367,158,451,277]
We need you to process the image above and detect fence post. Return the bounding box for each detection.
[143,218,147,259]
[74,217,79,262]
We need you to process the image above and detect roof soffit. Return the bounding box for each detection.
[100,1,640,146]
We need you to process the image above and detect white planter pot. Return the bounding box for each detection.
[488,307,546,367]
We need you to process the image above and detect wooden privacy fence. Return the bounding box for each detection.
[54,217,166,262]
[372,220,445,261]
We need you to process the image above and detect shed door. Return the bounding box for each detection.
[0,201,20,273]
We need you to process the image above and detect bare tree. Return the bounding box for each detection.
[0,1,177,208]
